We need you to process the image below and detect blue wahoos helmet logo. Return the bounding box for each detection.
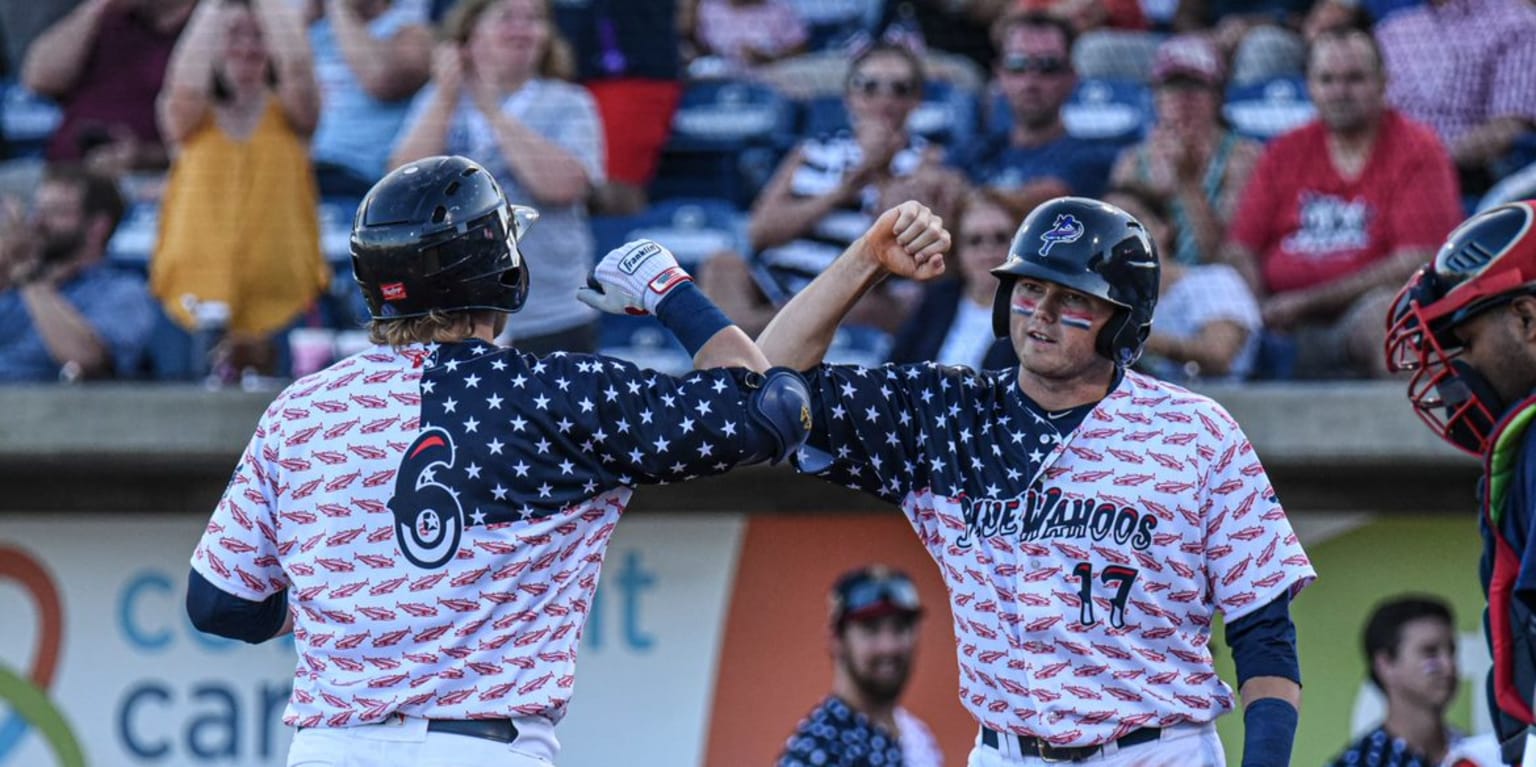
[1038,214,1085,256]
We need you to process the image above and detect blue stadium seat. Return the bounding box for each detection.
[1060,79,1151,144]
[669,80,795,149]
[1224,77,1315,142]
[987,79,1152,144]
[596,314,693,377]
[652,80,795,204]
[590,197,746,269]
[0,80,62,159]
[106,202,160,269]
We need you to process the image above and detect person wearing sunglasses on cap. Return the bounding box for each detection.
[777,566,944,767]
[957,12,1118,220]
[698,41,964,340]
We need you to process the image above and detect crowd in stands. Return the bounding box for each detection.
[0,0,1533,385]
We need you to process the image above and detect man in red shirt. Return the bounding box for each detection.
[1221,27,1462,379]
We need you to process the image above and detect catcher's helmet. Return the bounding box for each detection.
[351,155,535,320]
[1385,200,1536,456]
[990,197,1161,366]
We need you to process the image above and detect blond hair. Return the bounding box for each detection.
[368,310,479,347]
[441,0,575,81]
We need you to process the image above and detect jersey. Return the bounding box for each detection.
[191,341,774,728]
[795,362,1317,748]
[777,696,907,767]
[1328,726,1502,767]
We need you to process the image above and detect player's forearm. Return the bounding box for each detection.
[757,240,887,370]
[1239,676,1301,708]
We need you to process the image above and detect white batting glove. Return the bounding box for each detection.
[576,239,693,316]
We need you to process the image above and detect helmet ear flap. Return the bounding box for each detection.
[1095,309,1144,367]
[992,277,1015,339]
[502,262,530,313]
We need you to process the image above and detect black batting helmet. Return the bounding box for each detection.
[990,197,1161,366]
[1385,200,1536,456]
[351,155,534,320]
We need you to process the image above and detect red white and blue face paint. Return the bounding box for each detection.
[1011,282,1097,331]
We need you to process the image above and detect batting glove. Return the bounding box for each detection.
[576,239,693,316]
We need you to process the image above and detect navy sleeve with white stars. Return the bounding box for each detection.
[777,696,905,767]
[798,362,1015,503]
[420,343,775,521]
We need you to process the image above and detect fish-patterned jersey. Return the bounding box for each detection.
[795,362,1317,748]
[192,341,775,728]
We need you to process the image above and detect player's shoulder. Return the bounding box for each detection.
[1114,371,1242,433]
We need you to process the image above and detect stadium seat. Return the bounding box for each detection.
[590,197,746,269]
[651,80,795,204]
[1061,79,1151,143]
[1224,77,1315,142]
[0,80,62,159]
[596,314,693,377]
[106,202,160,269]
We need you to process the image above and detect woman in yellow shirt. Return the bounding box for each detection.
[153,0,328,373]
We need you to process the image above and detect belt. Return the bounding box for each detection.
[428,719,520,744]
[980,725,1161,762]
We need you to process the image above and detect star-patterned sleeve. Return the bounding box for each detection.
[190,398,290,601]
[419,347,781,516]
[797,361,972,502]
[1199,403,1316,623]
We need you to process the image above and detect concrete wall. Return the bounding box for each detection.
[0,381,1480,514]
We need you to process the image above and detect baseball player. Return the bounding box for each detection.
[1385,200,1536,766]
[183,155,812,766]
[756,197,1317,765]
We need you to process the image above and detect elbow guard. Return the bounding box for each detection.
[746,367,813,465]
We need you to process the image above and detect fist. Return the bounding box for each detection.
[863,201,949,281]
[576,239,692,316]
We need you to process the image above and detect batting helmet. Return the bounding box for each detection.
[1385,200,1536,456]
[990,197,1161,366]
[351,155,534,320]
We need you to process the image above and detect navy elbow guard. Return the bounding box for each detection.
[746,367,813,464]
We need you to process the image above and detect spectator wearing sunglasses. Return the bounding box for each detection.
[1108,36,1262,267]
[960,12,1119,220]
[888,188,1015,370]
[699,42,964,338]
[777,566,943,767]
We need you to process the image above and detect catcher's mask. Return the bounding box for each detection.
[1385,201,1536,456]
